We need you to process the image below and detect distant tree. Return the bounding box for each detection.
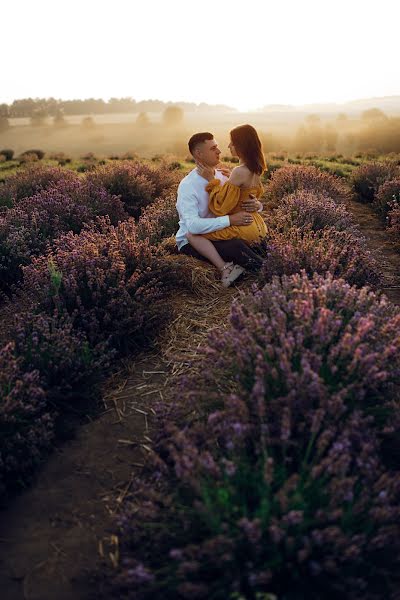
[136,112,150,127]
[30,109,47,126]
[293,126,309,153]
[53,108,67,128]
[162,105,184,127]
[0,104,9,117]
[324,124,338,151]
[81,116,96,129]
[0,148,14,160]
[108,97,137,113]
[0,116,10,132]
[361,108,387,121]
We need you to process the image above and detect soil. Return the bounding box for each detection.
[345,198,400,306]
[0,199,399,600]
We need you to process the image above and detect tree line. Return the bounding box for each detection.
[0,97,236,119]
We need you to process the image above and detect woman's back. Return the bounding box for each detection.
[229,164,262,190]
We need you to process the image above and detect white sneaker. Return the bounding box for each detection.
[221,262,246,287]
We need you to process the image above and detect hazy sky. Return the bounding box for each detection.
[2,0,399,111]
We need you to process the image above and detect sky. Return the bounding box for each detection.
[2,0,400,112]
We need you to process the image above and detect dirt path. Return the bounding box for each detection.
[346,198,400,305]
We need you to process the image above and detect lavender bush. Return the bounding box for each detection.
[110,272,400,600]
[351,162,398,204]
[0,180,127,294]
[271,190,357,234]
[0,164,80,207]
[12,309,114,405]
[85,160,180,219]
[21,216,181,353]
[387,203,400,249]
[137,193,179,246]
[266,165,353,205]
[374,178,400,218]
[256,226,381,288]
[0,341,54,500]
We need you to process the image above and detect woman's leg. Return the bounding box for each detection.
[186,233,228,270]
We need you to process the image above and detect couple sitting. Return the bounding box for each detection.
[175,124,267,286]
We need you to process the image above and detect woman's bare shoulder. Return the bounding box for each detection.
[228,165,248,186]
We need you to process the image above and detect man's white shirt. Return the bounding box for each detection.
[175,168,230,250]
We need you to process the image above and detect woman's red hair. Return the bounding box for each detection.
[230,124,266,175]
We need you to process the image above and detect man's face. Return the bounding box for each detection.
[195,138,221,167]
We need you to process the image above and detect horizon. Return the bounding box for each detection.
[2,0,400,113]
[2,93,400,114]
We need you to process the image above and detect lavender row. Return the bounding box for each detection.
[0,161,179,296]
[111,272,400,600]
[0,214,183,502]
[108,166,400,598]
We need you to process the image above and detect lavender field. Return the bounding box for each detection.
[0,151,400,599]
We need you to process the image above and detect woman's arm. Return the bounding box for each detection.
[205,178,241,216]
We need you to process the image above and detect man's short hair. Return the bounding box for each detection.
[188,132,214,156]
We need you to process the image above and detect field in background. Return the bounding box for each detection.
[2,106,400,158]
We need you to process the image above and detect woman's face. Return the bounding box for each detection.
[228,139,238,157]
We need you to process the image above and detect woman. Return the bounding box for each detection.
[187,124,267,285]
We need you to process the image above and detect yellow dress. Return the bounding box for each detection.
[201,178,268,243]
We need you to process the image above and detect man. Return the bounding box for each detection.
[175,132,264,272]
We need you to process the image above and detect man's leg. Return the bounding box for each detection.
[179,239,263,271]
[178,242,211,263]
[212,239,263,271]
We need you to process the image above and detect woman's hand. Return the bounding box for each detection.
[241,194,261,212]
[216,163,231,177]
[196,161,215,182]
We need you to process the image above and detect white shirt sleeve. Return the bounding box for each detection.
[177,185,230,234]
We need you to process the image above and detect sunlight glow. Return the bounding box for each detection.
[2,0,399,110]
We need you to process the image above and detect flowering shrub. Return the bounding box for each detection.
[0,181,127,294]
[12,309,114,405]
[266,165,353,205]
[0,164,80,207]
[21,216,181,353]
[256,226,381,288]
[387,203,400,247]
[112,273,400,599]
[351,162,398,203]
[85,160,180,219]
[271,190,357,233]
[20,149,45,160]
[137,193,179,246]
[374,178,400,218]
[0,342,54,500]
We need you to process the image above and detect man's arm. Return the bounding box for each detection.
[177,186,230,234]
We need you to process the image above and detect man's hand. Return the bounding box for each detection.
[240,194,261,212]
[195,160,215,182]
[229,211,254,226]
